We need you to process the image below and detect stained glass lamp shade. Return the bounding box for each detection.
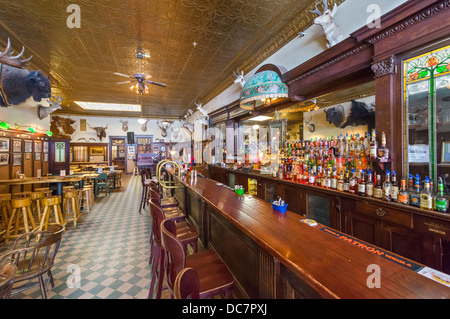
[240,70,288,110]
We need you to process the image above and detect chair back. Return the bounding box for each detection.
[149,199,165,244]
[174,267,199,299]
[150,189,162,206]
[160,218,186,292]
[0,263,16,299]
[97,173,108,182]
[0,225,65,284]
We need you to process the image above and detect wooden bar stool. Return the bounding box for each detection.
[4,197,37,243]
[63,190,80,227]
[78,187,92,213]
[0,194,12,236]
[12,191,31,199]
[30,191,45,221]
[37,196,65,232]
[34,187,50,192]
[160,218,234,299]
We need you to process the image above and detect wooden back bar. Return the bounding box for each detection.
[171,171,450,299]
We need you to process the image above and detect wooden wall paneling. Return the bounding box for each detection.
[33,140,42,177]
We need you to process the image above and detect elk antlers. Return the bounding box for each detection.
[310,0,328,15]
[0,38,32,69]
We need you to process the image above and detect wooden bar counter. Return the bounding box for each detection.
[168,171,450,299]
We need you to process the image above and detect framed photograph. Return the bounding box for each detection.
[12,139,22,153]
[34,141,41,153]
[0,153,9,165]
[43,141,49,153]
[408,144,429,163]
[13,153,22,166]
[35,152,41,161]
[44,153,48,162]
[442,142,450,163]
[89,147,105,156]
[24,140,32,153]
[0,137,10,152]
[25,153,31,160]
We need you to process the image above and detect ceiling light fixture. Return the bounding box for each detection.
[248,116,272,122]
[75,102,141,112]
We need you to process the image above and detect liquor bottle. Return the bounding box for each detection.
[410,174,421,207]
[373,174,383,199]
[308,168,316,186]
[377,131,389,159]
[331,167,337,190]
[420,177,433,210]
[369,130,378,159]
[434,177,448,213]
[349,169,357,195]
[325,168,332,189]
[343,169,350,193]
[337,170,344,191]
[383,170,392,202]
[408,174,414,192]
[397,178,410,205]
[365,171,374,197]
[358,170,366,196]
[391,171,399,202]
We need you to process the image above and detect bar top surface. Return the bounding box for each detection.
[175,173,450,299]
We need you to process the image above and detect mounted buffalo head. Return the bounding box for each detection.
[324,105,345,128]
[88,123,108,141]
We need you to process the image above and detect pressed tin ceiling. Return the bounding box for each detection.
[0,0,344,119]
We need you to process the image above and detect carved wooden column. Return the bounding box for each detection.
[371,55,402,175]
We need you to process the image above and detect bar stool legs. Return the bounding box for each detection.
[78,187,93,213]
[0,194,11,237]
[5,198,36,243]
[38,196,65,232]
[63,190,80,227]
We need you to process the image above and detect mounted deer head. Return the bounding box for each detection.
[88,123,108,141]
[141,119,149,132]
[0,38,32,69]
[171,126,180,140]
[38,95,63,120]
[305,116,316,133]
[120,120,128,132]
[233,67,246,87]
[157,120,173,138]
[310,0,344,48]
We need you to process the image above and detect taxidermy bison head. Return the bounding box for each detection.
[324,105,345,128]
[0,66,51,106]
[341,100,375,132]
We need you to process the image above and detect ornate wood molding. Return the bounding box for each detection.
[371,55,397,78]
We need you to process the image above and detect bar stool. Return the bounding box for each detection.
[38,196,65,232]
[148,199,198,299]
[4,198,37,243]
[12,192,31,199]
[0,194,12,236]
[78,187,92,213]
[34,187,50,192]
[139,170,151,213]
[63,190,80,227]
[160,218,234,299]
[30,191,45,221]
[174,267,199,299]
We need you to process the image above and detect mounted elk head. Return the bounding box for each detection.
[88,123,108,141]
[171,126,180,140]
[140,119,149,132]
[233,68,246,88]
[120,120,128,132]
[157,120,173,138]
[0,38,32,69]
[310,0,344,48]
[38,95,63,120]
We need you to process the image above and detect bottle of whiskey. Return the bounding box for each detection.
[365,171,374,197]
[420,177,433,210]
[349,169,357,195]
[397,178,410,205]
[343,169,350,193]
[331,167,337,190]
[377,131,389,159]
[391,171,399,202]
[410,174,421,207]
[383,170,392,202]
[337,170,344,191]
[369,130,378,159]
[373,174,383,199]
[358,170,366,196]
[434,177,448,213]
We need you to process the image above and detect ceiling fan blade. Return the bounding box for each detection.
[114,72,134,79]
[116,81,134,85]
[146,80,167,87]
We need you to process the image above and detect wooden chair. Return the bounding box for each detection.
[148,199,198,299]
[95,173,110,197]
[0,263,17,299]
[161,218,234,299]
[5,198,37,243]
[174,267,199,299]
[0,225,65,299]
[139,169,151,213]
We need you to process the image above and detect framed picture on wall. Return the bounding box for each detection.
[24,140,32,153]
[12,140,22,153]
[35,153,41,161]
[0,138,9,152]
[13,153,22,166]
[44,153,48,162]
[34,141,41,153]
[89,147,104,156]
[43,141,48,153]
[25,153,31,160]
[0,153,9,165]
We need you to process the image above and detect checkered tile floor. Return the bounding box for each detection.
[0,175,168,299]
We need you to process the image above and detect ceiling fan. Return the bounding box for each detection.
[114,51,166,95]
